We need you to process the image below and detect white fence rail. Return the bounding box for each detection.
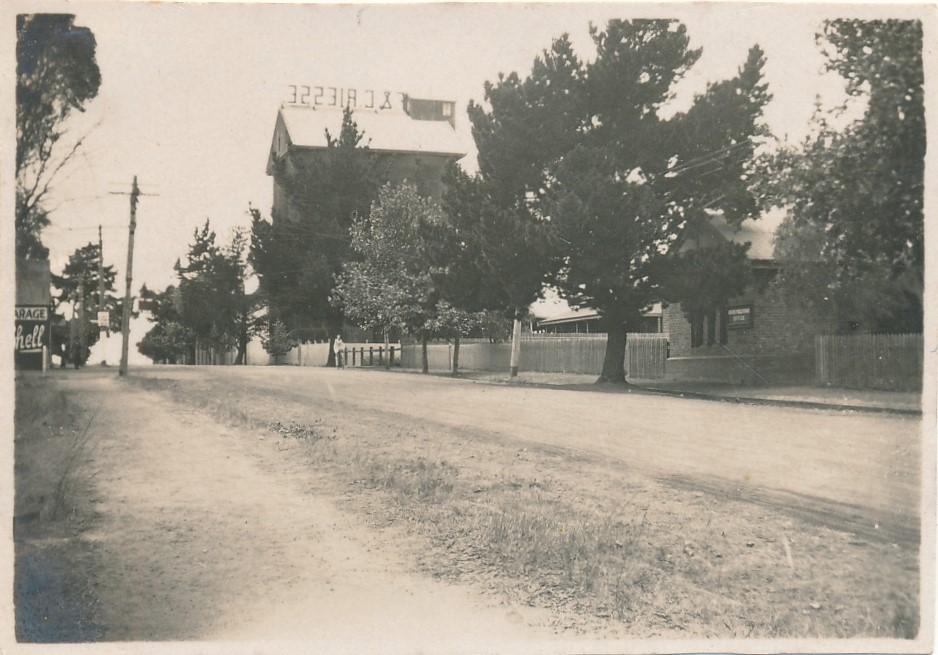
[399,333,667,378]
[194,332,670,380]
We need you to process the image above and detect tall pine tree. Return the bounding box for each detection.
[250,108,382,365]
[463,20,771,382]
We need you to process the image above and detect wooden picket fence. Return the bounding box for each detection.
[399,333,668,378]
[627,333,669,380]
[341,343,401,368]
[815,333,922,391]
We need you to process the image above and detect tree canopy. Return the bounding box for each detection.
[174,221,254,362]
[137,284,193,365]
[16,14,101,259]
[250,108,382,362]
[759,19,924,333]
[459,19,771,381]
[51,242,126,366]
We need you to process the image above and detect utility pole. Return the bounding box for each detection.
[78,277,87,366]
[118,177,138,376]
[98,224,106,337]
[108,176,151,376]
[110,178,158,375]
[70,297,78,369]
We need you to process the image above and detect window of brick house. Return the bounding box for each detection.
[706,309,718,345]
[691,312,704,348]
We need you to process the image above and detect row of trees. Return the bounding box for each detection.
[143,18,922,380]
[137,222,253,364]
[247,18,923,382]
[249,19,773,381]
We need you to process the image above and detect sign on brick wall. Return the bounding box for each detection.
[727,304,753,329]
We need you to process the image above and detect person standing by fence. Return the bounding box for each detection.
[333,334,344,368]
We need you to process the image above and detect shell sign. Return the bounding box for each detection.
[15,305,50,369]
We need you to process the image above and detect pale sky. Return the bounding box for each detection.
[12,1,932,363]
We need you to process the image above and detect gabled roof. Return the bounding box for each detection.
[267,105,467,174]
[677,210,782,264]
[705,211,782,261]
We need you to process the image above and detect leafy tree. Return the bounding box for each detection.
[250,109,382,365]
[51,242,125,366]
[137,284,194,364]
[334,183,470,373]
[176,221,254,362]
[467,20,771,382]
[16,14,101,259]
[758,19,924,333]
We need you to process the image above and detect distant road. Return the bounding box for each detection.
[137,365,922,537]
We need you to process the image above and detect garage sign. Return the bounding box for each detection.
[15,305,50,355]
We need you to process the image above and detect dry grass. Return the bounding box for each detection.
[124,372,920,639]
[14,377,105,641]
[353,456,458,503]
[15,377,93,521]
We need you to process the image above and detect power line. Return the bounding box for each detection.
[661,140,753,179]
[48,224,126,232]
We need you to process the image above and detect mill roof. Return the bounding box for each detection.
[267,105,467,174]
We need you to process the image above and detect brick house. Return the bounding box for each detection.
[661,213,828,384]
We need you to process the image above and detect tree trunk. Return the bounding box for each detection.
[598,313,628,384]
[509,311,522,377]
[451,335,460,376]
[327,335,336,367]
[384,330,390,369]
[421,334,429,374]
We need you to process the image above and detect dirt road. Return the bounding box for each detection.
[15,365,923,644]
[50,370,557,648]
[137,364,922,531]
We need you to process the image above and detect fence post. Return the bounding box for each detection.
[390,346,395,367]
[369,346,374,366]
